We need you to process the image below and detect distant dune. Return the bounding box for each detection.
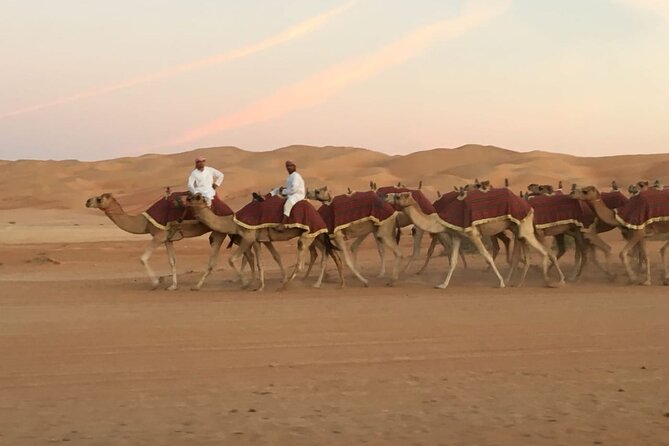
[3,144,669,211]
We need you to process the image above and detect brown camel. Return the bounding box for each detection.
[571,186,669,285]
[306,187,405,286]
[388,191,565,288]
[85,193,225,290]
[186,194,344,290]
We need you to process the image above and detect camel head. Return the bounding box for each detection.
[387,191,416,208]
[306,186,331,203]
[456,186,468,200]
[185,192,209,210]
[85,193,114,210]
[570,186,600,201]
[527,183,540,194]
[653,179,663,190]
[637,180,650,191]
[538,184,554,195]
[464,179,490,192]
[628,184,640,196]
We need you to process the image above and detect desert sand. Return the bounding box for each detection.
[2,145,669,445]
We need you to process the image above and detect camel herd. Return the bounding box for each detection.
[85,178,669,291]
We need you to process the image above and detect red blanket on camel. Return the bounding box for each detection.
[143,192,233,229]
[615,189,669,229]
[432,191,466,231]
[463,188,532,229]
[234,195,327,237]
[528,194,595,229]
[317,191,396,233]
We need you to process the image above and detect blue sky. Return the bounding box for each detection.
[1,0,667,160]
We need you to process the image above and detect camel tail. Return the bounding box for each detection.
[320,233,339,255]
[227,234,241,249]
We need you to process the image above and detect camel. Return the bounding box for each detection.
[524,188,616,281]
[85,192,226,290]
[306,187,405,286]
[571,186,669,285]
[186,193,344,290]
[362,181,427,276]
[388,190,566,288]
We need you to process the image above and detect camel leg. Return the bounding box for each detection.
[619,231,644,284]
[164,241,178,291]
[192,232,225,291]
[412,227,424,258]
[570,233,588,282]
[262,241,286,282]
[228,236,254,288]
[417,234,440,275]
[506,234,522,286]
[660,241,669,285]
[469,234,505,288]
[140,237,163,289]
[585,232,616,280]
[329,247,346,288]
[522,229,566,287]
[349,233,371,270]
[253,242,265,291]
[303,245,318,280]
[334,232,369,287]
[282,238,314,289]
[313,242,328,289]
[375,237,387,277]
[436,236,461,289]
[516,240,532,287]
[376,222,405,285]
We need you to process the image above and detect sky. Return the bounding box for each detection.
[1,0,668,160]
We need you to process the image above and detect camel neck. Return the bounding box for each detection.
[588,197,618,227]
[193,206,237,234]
[103,200,149,234]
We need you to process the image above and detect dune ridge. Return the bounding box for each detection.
[3,144,669,211]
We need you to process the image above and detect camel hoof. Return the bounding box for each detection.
[435,283,448,289]
[166,284,178,291]
[312,283,322,289]
[639,280,652,286]
[190,286,201,291]
[497,283,506,289]
[151,281,160,290]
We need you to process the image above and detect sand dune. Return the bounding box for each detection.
[3,144,669,212]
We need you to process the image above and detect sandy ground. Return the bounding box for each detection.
[2,219,669,445]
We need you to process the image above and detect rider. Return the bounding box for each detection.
[273,160,305,231]
[187,156,224,206]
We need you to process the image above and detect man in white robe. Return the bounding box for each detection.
[187,156,224,206]
[273,160,305,231]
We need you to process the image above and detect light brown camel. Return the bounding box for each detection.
[85,193,225,290]
[306,187,405,286]
[186,194,344,290]
[571,186,669,285]
[388,191,566,288]
[362,181,427,277]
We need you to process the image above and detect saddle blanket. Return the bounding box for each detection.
[143,192,233,229]
[234,195,327,237]
[529,194,595,230]
[615,189,669,229]
[318,191,396,233]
